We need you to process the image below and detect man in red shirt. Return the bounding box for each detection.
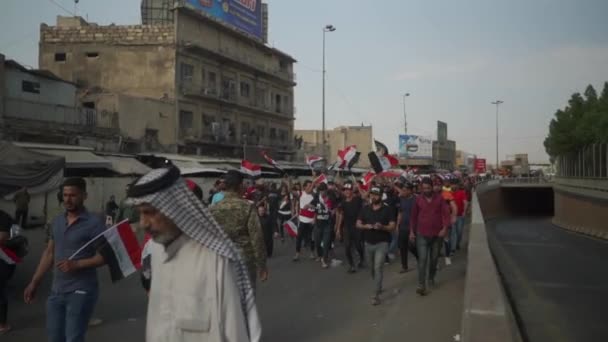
[409,178,451,295]
[451,181,469,254]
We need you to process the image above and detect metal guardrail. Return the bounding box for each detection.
[499,176,552,185]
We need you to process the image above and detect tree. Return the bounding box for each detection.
[544,83,608,158]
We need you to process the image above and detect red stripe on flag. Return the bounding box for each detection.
[116,222,142,270]
[0,246,20,264]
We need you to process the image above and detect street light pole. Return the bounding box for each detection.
[322,24,336,161]
[492,100,504,170]
[402,93,410,134]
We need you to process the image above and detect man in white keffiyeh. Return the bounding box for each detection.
[126,166,261,342]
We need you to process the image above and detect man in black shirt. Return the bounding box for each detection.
[0,210,15,333]
[312,183,333,268]
[336,181,364,273]
[356,186,396,305]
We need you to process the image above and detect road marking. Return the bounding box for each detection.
[467,308,505,317]
[501,242,564,248]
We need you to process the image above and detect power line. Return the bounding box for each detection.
[47,0,76,16]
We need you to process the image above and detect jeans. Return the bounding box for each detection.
[314,220,332,261]
[416,235,441,288]
[15,209,28,228]
[47,289,98,342]
[388,230,399,256]
[365,242,389,296]
[397,230,418,270]
[296,222,314,253]
[278,214,291,239]
[344,226,365,267]
[452,216,465,252]
[0,262,16,324]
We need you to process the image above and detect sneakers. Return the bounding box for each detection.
[309,253,316,260]
[347,266,356,274]
[399,267,409,274]
[371,296,381,306]
[292,254,300,262]
[416,286,427,296]
[321,260,329,269]
[445,257,452,266]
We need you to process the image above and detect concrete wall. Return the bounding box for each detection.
[39,19,176,99]
[552,185,608,240]
[461,191,522,342]
[88,93,177,150]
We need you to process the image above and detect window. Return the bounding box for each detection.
[82,102,95,109]
[180,63,194,83]
[240,81,251,98]
[54,53,66,62]
[85,52,99,58]
[257,125,265,139]
[256,85,268,109]
[207,71,217,94]
[179,110,194,137]
[278,129,288,142]
[202,114,214,134]
[241,122,251,138]
[22,80,40,94]
[275,94,282,113]
[269,128,277,140]
[221,76,236,101]
[279,60,288,72]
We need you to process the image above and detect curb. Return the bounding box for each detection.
[552,218,608,241]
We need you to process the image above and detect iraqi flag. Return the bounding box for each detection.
[284,218,298,237]
[261,151,283,172]
[69,220,141,283]
[360,171,376,191]
[368,139,399,173]
[313,173,328,186]
[306,155,324,169]
[241,160,262,177]
[337,145,358,169]
[0,246,21,265]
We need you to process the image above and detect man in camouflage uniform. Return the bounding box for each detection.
[209,170,269,291]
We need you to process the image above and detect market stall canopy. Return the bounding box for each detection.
[15,142,112,169]
[95,154,151,176]
[0,141,65,196]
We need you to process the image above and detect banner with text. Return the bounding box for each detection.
[474,158,487,173]
[187,0,263,40]
[399,135,433,159]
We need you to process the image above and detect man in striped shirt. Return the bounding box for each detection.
[293,180,315,261]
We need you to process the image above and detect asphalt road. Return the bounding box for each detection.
[487,217,608,342]
[4,228,465,342]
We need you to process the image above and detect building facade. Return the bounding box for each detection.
[432,121,456,170]
[455,150,476,172]
[39,4,296,159]
[0,53,120,149]
[295,125,373,168]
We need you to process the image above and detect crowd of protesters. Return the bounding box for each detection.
[0,164,478,340]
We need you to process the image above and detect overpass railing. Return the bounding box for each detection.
[555,144,608,179]
[500,176,552,185]
[462,190,522,342]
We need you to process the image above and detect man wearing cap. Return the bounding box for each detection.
[409,178,451,296]
[337,181,365,273]
[209,170,268,291]
[356,186,396,305]
[126,166,262,342]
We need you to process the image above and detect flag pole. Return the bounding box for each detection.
[68,219,129,260]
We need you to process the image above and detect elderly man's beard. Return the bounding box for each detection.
[146,225,183,246]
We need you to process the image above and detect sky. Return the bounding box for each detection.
[2,0,608,163]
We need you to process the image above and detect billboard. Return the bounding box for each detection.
[187,0,263,40]
[474,158,487,173]
[399,135,433,159]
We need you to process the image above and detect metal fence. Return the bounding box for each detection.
[556,144,608,179]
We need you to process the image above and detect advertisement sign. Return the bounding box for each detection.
[399,135,433,159]
[187,0,263,40]
[474,158,487,173]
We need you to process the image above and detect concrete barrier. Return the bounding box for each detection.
[461,191,522,342]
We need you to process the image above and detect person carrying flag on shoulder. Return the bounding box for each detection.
[23,177,106,342]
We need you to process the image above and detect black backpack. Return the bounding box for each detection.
[5,235,29,258]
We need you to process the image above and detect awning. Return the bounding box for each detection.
[170,160,227,176]
[31,149,112,169]
[101,155,151,175]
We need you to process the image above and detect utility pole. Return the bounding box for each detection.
[492,100,504,170]
[402,93,410,134]
[322,24,336,161]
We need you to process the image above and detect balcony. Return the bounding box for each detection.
[179,82,295,122]
[180,41,296,87]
